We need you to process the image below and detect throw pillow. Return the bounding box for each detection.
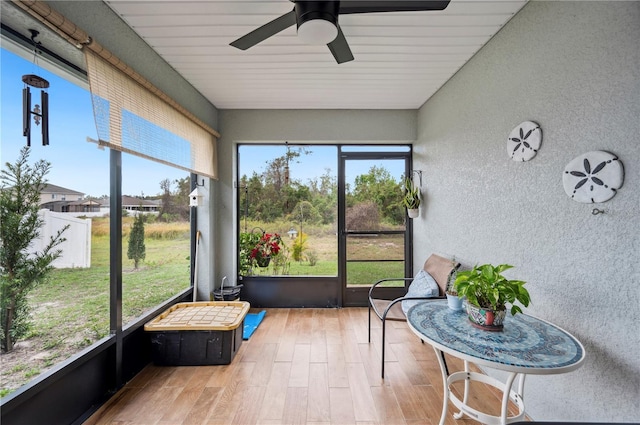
[401,269,439,316]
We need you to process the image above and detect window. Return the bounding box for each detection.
[0,46,192,395]
[238,145,338,277]
[237,144,412,286]
[121,156,191,326]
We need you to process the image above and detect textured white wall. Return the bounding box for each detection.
[415,2,639,422]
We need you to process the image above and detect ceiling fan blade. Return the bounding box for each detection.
[327,26,354,64]
[339,0,451,15]
[230,9,297,50]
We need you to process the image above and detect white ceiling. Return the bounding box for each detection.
[105,0,527,110]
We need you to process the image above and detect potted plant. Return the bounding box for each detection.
[453,263,530,331]
[445,262,463,311]
[401,177,421,218]
[250,232,283,268]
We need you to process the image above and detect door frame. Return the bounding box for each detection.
[235,143,413,308]
[338,146,414,307]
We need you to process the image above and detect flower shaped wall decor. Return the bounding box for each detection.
[507,121,542,162]
[562,151,624,203]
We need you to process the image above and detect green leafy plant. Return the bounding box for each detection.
[454,263,530,316]
[0,147,68,352]
[401,177,420,209]
[238,231,261,276]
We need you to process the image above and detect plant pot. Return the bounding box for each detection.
[407,208,419,218]
[465,302,506,331]
[446,293,464,311]
[255,255,271,268]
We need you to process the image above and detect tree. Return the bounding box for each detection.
[309,169,337,225]
[0,147,67,352]
[158,177,190,221]
[158,178,176,221]
[352,166,404,225]
[127,213,146,269]
[174,176,191,220]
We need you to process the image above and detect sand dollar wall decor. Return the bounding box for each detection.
[562,151,624,203]
[507,121,542,161]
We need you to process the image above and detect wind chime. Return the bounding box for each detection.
[22,29,50,147]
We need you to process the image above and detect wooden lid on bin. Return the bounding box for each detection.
[144,301,250,331]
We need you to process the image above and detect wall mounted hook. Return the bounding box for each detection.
[411,170,423,187]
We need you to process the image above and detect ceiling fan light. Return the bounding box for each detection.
[297,19,338,45]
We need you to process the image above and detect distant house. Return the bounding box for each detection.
[39,184,101,213]
[39,183,83,204]
[99,196,161,215]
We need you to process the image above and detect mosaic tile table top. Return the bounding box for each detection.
[407,301,585,373]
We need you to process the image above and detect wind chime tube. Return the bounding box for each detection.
[23,86,31,146]
[41,90,49,146]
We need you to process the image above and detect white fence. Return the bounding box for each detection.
[32,210,92,268]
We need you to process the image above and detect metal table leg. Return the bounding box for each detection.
[432,351,527,425]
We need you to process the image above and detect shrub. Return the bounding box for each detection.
[346,201,380,231]
[307,250,318,266]
[292,232,308,262]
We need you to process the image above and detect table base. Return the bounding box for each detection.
[448,370,526,425]
[434,348,527,425]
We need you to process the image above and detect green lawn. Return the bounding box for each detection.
[1,227,191,395]
[28,234,190,347]
[3,221,407,394]
[251,259,404,286]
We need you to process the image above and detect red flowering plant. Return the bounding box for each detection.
[250,233,283,266]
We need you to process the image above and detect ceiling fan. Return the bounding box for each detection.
[230,1,451,64]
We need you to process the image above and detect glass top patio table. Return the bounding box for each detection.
[406,300,585,374]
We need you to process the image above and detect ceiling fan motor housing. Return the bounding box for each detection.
[295,1,340,44]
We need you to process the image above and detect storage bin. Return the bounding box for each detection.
[144,301,250,366]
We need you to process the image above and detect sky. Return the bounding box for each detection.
[2,47,408,198]
[239,145,407,190]
[1,48,187,198]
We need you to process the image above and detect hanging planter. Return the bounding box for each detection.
[401,176,421,218]
[250,233,282,269]
[255,255,271,268]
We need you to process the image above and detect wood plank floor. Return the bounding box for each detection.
[85,308,517,425]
